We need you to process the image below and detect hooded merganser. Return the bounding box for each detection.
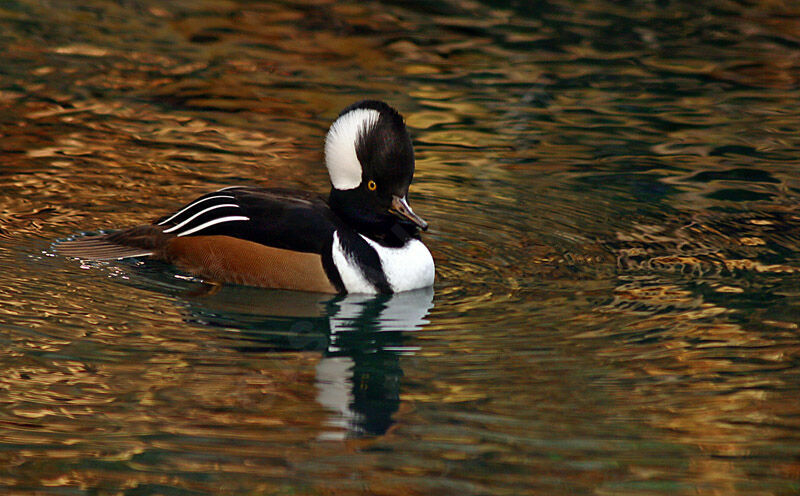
[57,100,435,294]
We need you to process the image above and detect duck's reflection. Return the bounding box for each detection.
[180,285,434,438]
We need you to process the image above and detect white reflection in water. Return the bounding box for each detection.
[316,288,434,440]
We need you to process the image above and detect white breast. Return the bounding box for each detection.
[331,231,435,294]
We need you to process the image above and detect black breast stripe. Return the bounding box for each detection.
[337,228,392,293]
[321,237,345,293]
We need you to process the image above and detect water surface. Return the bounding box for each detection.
[3,0,800,494]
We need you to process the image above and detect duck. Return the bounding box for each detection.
[57,100,435,294]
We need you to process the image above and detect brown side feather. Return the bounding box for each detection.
[164,235,337,293]
[58,227,338,293]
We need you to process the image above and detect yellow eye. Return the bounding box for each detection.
[367,180,377,191]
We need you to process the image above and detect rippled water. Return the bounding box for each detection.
[4,0,800,494]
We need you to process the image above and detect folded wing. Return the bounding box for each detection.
[55,186,339,260]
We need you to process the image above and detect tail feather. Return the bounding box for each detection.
[56,236,154,260]
[56,225,171,261]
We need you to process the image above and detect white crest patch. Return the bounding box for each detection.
[324,108,379,190]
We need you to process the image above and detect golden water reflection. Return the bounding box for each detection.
[0,275,434,491]
[3,0,800,494]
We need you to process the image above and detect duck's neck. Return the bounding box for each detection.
[328,189,419,248]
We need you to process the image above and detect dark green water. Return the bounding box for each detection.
[3,0,800,494]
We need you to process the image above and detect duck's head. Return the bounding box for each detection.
[325,100,428,235]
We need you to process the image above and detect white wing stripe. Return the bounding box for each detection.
[162,204,241,233]
[175,216,250,237]
[157,195,236,225]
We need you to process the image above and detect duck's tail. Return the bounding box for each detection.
[55,225,171,260]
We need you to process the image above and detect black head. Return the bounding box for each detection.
[325,100,427,242]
